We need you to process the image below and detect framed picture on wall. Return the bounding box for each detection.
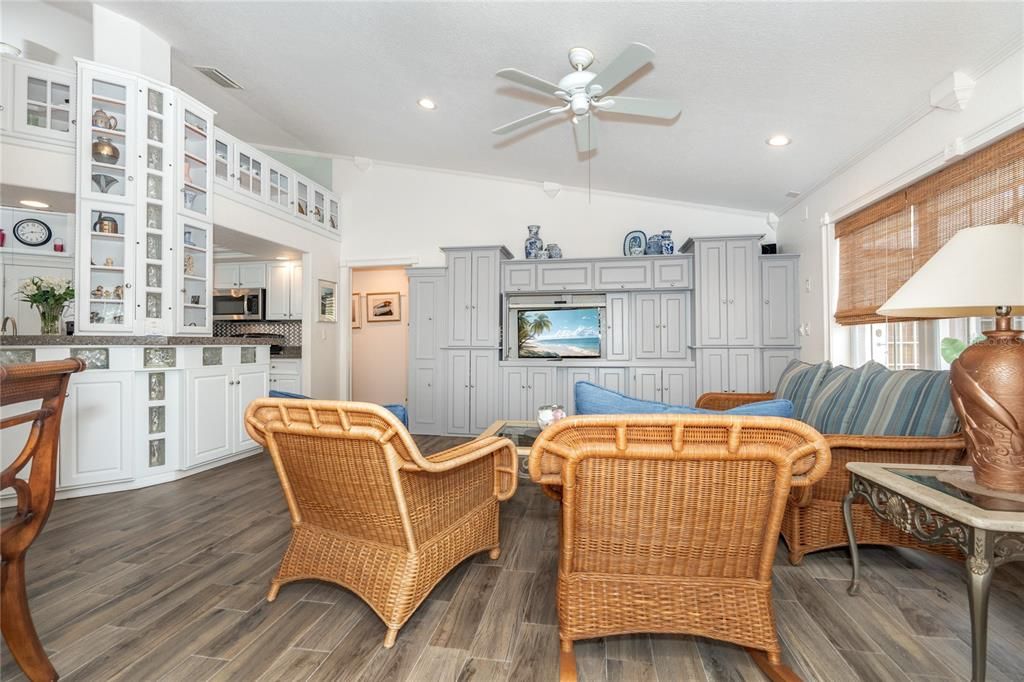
[352,293,361,328]
[318,280,338,322]
[366,292,400,322]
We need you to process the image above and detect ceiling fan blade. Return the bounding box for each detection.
[573,114,598,152]
[598,96,681,119]
[496,68,563,98]
[588,42,655,95]
[492,106,565,135]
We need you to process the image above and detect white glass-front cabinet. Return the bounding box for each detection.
[176,217,212,333]
[213,129,235,189]
[137,80,175,334]
[78,201,136,333]
[311,185,326,227]
[267,162,291,212]
[78,65,137,204]
[178,94,214,220]
[236,143,265,200]
[329,197,339,232]
[294,177,310,220]
[12,61,76,143]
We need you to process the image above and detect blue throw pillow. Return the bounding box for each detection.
[573,381,793,418]
[267,391,409,428]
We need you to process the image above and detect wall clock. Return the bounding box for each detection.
[12,218,53,247]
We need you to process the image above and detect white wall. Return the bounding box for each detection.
[333,160,771,268]
[777,47,1024,363]
[0,2,91,69]
[350,268,408,406]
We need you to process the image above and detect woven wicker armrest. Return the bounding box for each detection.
[823,433,966,451]
[419,436,519,501]
[695,392,776,411]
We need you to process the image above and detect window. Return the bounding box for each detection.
[849,315,1024,370]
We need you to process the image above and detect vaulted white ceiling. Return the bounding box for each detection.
[90,1,1022,212]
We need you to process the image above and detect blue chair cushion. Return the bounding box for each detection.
[267,390,409,428]
[574,381,794,418]
[269,389,309,399]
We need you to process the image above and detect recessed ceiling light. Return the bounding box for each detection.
[417,98,437,111]
[275,256,289,260]
[766,134,791,147]
[19,199,50,209]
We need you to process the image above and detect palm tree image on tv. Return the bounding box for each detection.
[518,308,601,358]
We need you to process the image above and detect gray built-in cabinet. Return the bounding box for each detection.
[406,241,800,435]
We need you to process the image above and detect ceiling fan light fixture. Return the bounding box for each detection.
[766,134,792,147]
[417,97,437,110]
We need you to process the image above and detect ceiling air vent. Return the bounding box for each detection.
[785,190,802,198]
[195,66,243,90]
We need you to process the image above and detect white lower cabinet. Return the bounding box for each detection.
[60,371,134,488]
[269,358,302,394]
[628,367,697,406]
[501,366,557,420]
[762,348,800,393]
[184,363,268,468]
[447,349,497,434]
[596,368,629,395]
[561,367,596,415]
[698,348,762,394]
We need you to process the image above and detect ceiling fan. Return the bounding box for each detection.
[492,43,681,153]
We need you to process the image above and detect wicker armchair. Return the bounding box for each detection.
[245,399,518,648]
[528,414,831,681]
[696,391,966,564]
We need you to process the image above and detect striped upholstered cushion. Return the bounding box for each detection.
[774,360,830,421]
[844,364,958,437]
[803,365,855,434]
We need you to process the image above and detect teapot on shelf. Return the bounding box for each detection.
[93,212,119,234]
[92,108,118,130]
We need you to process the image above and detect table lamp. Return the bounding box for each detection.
[878,223,1024,492]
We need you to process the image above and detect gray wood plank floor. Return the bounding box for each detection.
[3,435,1023,681]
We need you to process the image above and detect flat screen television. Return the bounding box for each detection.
[517,308,602,359]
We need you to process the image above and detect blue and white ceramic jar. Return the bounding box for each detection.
[524,225,543,259]
[547,243,562,259]
[661,230,675,255]
[645,232,663,255]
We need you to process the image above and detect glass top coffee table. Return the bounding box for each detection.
[480,420,541,479]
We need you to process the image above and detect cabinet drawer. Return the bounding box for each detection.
[594,261,653,290]
[654,259,693,289]
[536,262,592,291]
[502,263,536,292]
[269,359,300,375]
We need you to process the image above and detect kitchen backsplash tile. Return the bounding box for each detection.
[213,320,302,346]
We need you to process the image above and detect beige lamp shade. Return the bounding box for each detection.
[877,223,1024,318]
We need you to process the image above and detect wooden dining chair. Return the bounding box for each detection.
[2,358,86,681]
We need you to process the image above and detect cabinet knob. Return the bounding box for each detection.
[729,299,735,304]
[128,176,134,182]
[124,283,132,289]
[764,299,770,304]
[620,285,625,289]
[721,298,728,304]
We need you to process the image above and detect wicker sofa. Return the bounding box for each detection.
[697,361,966,565]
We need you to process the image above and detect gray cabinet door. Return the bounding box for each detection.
[526,367,557,416]
[446,350,471,434]
[630,367,662,402]
[633,293,661,359]
[761,256,799,346]
[410,275,442,362]
[726,239,758,346]
[605,293,630,361]
[597,368,628,395]
[660,292,690,359]
[535,262,593,291]
[502,263,536,293]
[762,348,800,393]
[447,252,473,347]
[698,348,729,394]
[500,366,528,421]
[663,367,696,406]
[469,350,498,433]
[470,250,500,348]
[696,241,728,346]
[563,367,596,414]
[729,348,762,393]
[593,260,652,290]
[410,365,443,434]
[653,259,693,289]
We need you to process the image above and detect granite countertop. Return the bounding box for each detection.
[273,346,302,359]
[0,335,275,347]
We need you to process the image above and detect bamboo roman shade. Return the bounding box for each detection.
[834,129,1024,325]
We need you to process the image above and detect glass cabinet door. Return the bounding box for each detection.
[312,187,325,226]
[268,166,290,211]
[177,217,211,333]
[329,198,339,232]
[80,201,135,333]
[79,67,136,204]
[295,179,309,219]
[237,147,263,198]
[213,132,233,188]
[13,62,75,142]
[178,96,213,220]
[139,82,174,334]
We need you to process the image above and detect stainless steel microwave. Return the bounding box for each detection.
[212,288,264,321]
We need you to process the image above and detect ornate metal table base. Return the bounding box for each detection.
[844,473,1024,682]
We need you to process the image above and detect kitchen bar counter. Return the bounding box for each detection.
[0,335,275,346]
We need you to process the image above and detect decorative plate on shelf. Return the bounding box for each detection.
[623,230,646,256]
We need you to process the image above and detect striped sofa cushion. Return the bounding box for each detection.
[845,364,958,437]
[774,360,831,421]
[803,365,855,434]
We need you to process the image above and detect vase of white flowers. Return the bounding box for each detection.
[17,276,75,335]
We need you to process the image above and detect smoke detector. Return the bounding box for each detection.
[195,66,243,90]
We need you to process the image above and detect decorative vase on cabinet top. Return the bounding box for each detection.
[547,243,563,259]
[645,232,663,255]
[661,230,675,255]
[92,136,120,164]
[525,225,543,259]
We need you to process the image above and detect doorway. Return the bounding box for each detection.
[350,266,409,405]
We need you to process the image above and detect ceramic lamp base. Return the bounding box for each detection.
[950,320,1024,493]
